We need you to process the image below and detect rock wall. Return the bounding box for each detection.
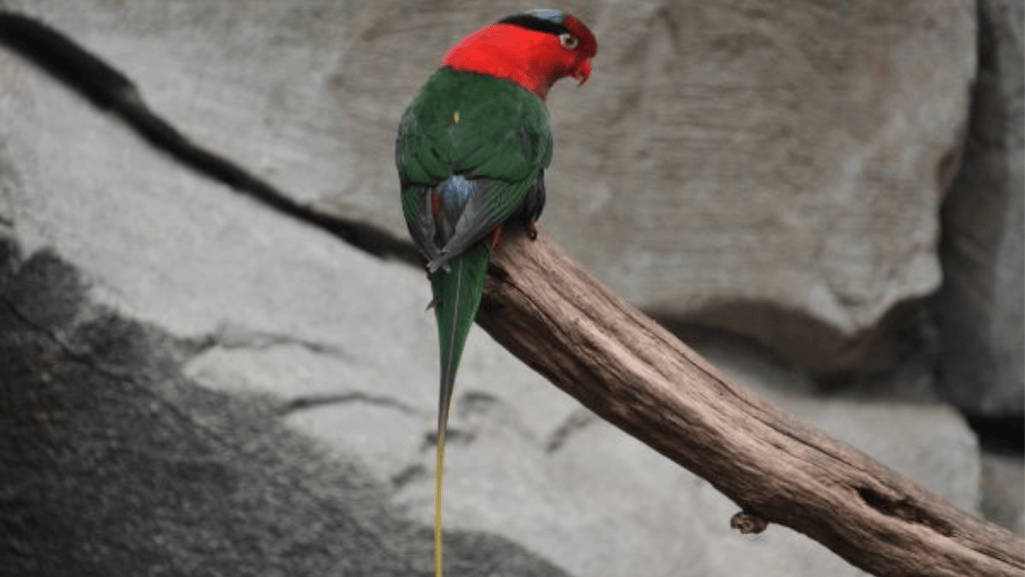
[0,1,1021,576]
[935,0,1024,416]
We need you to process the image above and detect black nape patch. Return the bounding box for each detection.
[498,14,569,37]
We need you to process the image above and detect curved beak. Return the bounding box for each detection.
[574,59,593,86]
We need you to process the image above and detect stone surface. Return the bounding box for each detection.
[935,0,1025,416]
[981,451,1025,537]
[0,2,1015,576]
[0,252,570,577]
[0,0,979,376]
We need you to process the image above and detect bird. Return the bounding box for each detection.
[395,9,597,576]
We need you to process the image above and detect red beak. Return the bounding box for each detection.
[574,60,593,85]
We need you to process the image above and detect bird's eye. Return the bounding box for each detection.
[559,33,579,50]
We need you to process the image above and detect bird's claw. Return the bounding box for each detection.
[526,221,539,241]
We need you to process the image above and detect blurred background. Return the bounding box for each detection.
[0,1,1021,576]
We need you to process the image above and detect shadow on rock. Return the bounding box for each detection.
[0,250,572,577]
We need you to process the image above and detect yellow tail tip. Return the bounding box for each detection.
[434,429,447,577]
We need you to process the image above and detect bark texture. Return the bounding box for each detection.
[478,231,1024,577]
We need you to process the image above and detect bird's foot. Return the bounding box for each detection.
[525,221,540,240]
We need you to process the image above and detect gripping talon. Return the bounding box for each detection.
[526,221,539,240]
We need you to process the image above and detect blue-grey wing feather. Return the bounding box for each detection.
[426,175,496,272]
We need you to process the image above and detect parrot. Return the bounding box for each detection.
[395,9,597,576]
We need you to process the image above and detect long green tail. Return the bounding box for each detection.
[430,243,489,577]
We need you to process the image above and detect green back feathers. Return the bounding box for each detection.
[398,68,552,238]
[398,68,552,184]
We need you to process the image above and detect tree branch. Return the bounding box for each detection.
[478,231,1025,577]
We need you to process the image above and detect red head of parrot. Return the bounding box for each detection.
[440,9,598,100]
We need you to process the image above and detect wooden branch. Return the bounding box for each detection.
[479,231,1025,577]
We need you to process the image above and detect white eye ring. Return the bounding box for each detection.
[559,33,579,50]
